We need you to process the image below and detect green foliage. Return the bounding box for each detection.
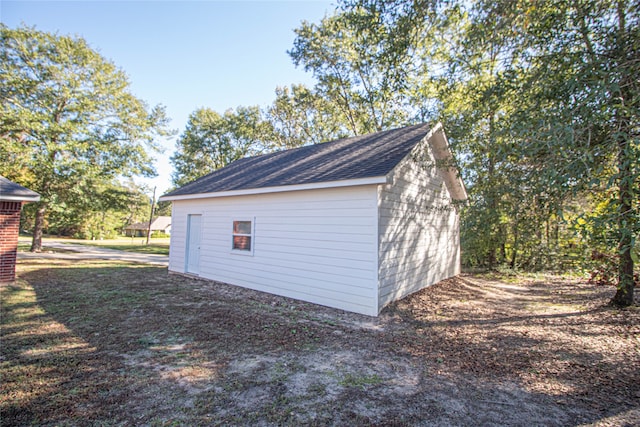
[19,180,151,240]
[481,0,639,303]
[154,200,173,217]
[172,5,430,187]
[266,84,349,148]
[289,8,423,134]
[0,25,171,250]
[330,0,638,303]
[171,106,274,187]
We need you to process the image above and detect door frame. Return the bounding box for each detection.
[185,214,202,275]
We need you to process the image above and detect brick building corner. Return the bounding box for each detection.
[0,176,40,283]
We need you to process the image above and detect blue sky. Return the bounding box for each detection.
[1,0,335,195]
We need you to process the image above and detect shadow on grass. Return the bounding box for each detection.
[1,262,187,425]
[1,259,332,425]
[1,259,638,426]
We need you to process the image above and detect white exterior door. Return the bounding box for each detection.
[185,214,201,274]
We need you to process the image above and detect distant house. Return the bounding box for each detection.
[125,216,172,237]
[159,123,467,316]
[0,176,40,283]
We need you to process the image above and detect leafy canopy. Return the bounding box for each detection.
[171,106,273,187]
[0,25,172,248]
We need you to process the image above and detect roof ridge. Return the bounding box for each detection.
[240,122,428,163]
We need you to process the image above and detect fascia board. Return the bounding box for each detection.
[159,176,389,202]
[0,195,40,202]
[426,123,468,201]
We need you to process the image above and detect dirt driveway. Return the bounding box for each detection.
[1,258,639,426]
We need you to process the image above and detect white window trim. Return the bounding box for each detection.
[231,217,255,256]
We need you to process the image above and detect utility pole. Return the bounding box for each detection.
[146,186,156,246]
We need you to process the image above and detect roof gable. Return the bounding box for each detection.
[163,123,432,199]
[0,176,40,202]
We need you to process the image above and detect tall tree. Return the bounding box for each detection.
[171,106,273,187]
[66,180,148,239]
[440,4,522,268]
[266,84,349,148]
[289,7,425,135]
[342,0,638,304]
[503,0,639,305]
[0,25,171,251]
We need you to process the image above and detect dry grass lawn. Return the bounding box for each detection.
[1,258,638,426]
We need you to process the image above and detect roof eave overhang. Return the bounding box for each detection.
[159,176,389,202]
[0,195,41,203]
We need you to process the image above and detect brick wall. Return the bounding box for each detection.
[0,201,23,283]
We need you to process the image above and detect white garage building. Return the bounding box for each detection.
[160,123,466,316]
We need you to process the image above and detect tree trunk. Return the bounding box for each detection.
[486,112,498,269]
[30,202,46,253]
[610,2,635,307]
[510,218,519,269]
[611,169,635,306]
[611,233,635,307]
[610,126,635,306]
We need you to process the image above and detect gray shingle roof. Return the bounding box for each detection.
[0,176,40,202]
[164,123,432,198]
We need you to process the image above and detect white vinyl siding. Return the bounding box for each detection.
[377,142,461,312]
[169,186,380,316]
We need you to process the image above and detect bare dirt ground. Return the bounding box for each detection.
[1,258,639,426]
